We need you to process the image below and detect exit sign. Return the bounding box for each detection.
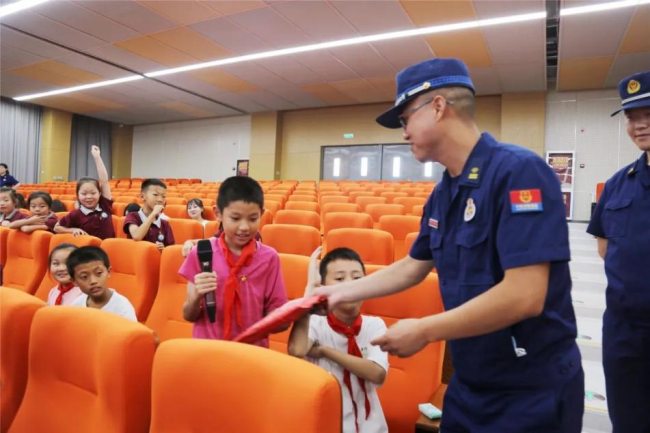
[343,133,355,139]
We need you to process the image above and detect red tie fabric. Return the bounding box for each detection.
[327,312,371,432]
[55,283,75,306]
[219,232,256,340]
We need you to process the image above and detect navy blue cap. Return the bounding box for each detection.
[612,71,650,116]
[376,58,475,128]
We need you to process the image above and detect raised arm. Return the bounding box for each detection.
[91,145,111,200]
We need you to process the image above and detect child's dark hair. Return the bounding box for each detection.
[49,243,78,269]
[66,246,110,279]
[124,203,141,215]
[28,191,53,208]
[16,193,26,209]
[217,177,263,213]
[50,199,67,213]
[0,186,18,206]
[142,178,167,192]
[187,198,205,217]
[76,177,101,196]
[319,248,366,284]
[0,163,9,175]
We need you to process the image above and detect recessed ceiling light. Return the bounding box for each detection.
[13,76,144,101]
[561,0,647,16]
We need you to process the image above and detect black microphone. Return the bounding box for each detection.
[196,240,216,323]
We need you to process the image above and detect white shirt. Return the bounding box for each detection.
[308,315,389,433]
[71,289,137,322]
[47,285,83,306]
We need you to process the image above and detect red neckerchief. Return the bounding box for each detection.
[327,312,370,432]
[55,283,75,306]
[218,232,256,340]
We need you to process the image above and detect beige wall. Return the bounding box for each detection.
[475,96,502,140]
[501,92,546,155]
[249,112,282,181]
[111,124,133,179]
[39,108,72,183]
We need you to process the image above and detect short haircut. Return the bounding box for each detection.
[319,247,366,284]
[124,203,141,215]
[50,199,67,213]
[66,246,111,279]
[49,243,78,268]
[28,191,53,208]
[76,177,100,196]
[217,177,264,213]
[16,193,26,209]
[436,87,476,119]
[0,186,18,205]
[141,178,167,192]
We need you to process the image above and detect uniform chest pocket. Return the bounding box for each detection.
[456,226,495,286]
[603,198,632,238]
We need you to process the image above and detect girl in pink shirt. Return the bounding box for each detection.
[46,243,83,306]
[179,177,288,347]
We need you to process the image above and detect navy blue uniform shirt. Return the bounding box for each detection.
[587,152,650,321]
[0,174,19,187]
[410,133,580,389]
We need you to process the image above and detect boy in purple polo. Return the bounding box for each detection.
[179,176,287,347]
[123,179,175,252]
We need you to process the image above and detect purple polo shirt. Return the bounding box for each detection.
[123,210,175,246]
[44,212,58,232]
[59,195,115,239]
[0,210,29,223]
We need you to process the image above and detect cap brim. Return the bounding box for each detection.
[376,94,420,129]
[611,98,650,116]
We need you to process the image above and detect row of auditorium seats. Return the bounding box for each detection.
[1,229,445,432]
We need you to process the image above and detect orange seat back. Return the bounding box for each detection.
[349,191,374,202]
[320,195,350,206]
[259,210,273,230]
[365,204,405,223]
[404,232,419,257]
[9,307,156,433]
[323,212,373,237]
[285,201,319,213]
[378,215,422,261]
[183,193,205,200]
[163,205,188,220]
[102,239,160,322]
[361,269,444,433]
[326,228,394,265]
[167,219,202,244]
[166,197,187,206]
[111,215,127,239]
[355,196,388,212]
[265,200,283,217]
[112,202,129,216]
[413,204,424,217]
[270,253,311,353]
[0,288,45,432]
[288,195,317,203]
[33,234,103,302]
[3,230,52,294]
[261,224,321,257]
[321,203,360,215]
[61,200,76,211]
[145,246,192,342]
[204,221,219,239]
[116,196,137,204]
[265,194,287,206]
[0,226,10,268]
[150,340,341,433]
[380,192,408,203]
[274,210,320,230]
[414,192,431,199]
[394,197,427,215]
[596,182,605,202]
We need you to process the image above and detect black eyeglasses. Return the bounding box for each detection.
[399,97,454,129]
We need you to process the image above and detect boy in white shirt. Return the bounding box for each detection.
[67,246,137,322]
[289,247,389,433]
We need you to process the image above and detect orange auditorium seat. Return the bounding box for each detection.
[394,197,427,215]
[413,205,425,217]
[265,194,287,206]
[323,212,373,237]
[0,226,10,271]
[321,203,360,215]
[145,246,192,342]
[116,196,138,204]
[274,210,320,230]
[33,234,103,302]
[112,202,129,216]
[366,204,405,228]
[284,201,319,213]
[264,200,283,217]
[325,228,394,265]
[183,193,205,200]
[166,197,188,206]
[379,215,421,261]
[2,230,52,294]
[0,288,45,432]
[288,195,318,203]
[8,307,156,433]
[61,200,76,211]
[163,205,188,220]
[204,221,219,238]
[349,191,374,202]
[261,225,321,257]
[362,269,444,432]
[356,196,388,212]
[259,210,274,230]
[102,238,161,322]
[167,219,203,244]
[380,192,408,203]
[149,340,341,433]
[415,192,431,200]
[404,232,419,256]
[320,195,350,206]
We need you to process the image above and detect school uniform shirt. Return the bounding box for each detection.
[71,289,137,321]
[58,195,115,239]
[0,209,29,223]
[123,210,175,246]
[410,133,581,390]
[587,152,650,319]
[47,285,83,306]
[178,238,288,347]
[44,212,58,232]
[0,174,19,187]
[308,315,389,433]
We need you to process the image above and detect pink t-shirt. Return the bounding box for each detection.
[178,238,288,347]
[47,285,83,306]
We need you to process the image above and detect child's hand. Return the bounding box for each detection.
[155,241,165,252]
[1,220,9,227]
[72,228,88,237]
[182,240,195,257]
[152,204,165,218]
[307,344,326,359]
[194,272,217,296]
[305,246,322,296]
[28,215,47,225]
[91,145,101,158]
[20,226,31,233]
